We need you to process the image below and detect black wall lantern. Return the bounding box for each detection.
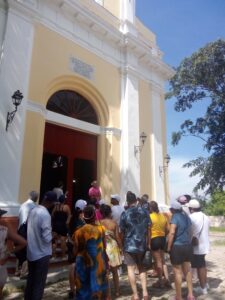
[134,131,147,155]
[159,154,171,177]
[6,90,23,131]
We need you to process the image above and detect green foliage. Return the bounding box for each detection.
[167,39,225,194]
[210,226,225,232]
[203,191,225,216]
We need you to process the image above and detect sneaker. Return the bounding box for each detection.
[194,286,208,295]
[201,286,208,295]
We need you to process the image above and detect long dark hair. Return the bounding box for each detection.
[100,204,112,218]
[149,201,159,213]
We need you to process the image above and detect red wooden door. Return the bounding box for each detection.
[40,123,97,206]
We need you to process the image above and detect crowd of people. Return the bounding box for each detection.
[0,181,210,300]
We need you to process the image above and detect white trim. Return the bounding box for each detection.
[26,101,121,137]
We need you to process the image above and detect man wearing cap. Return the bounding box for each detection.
[111,194,124,225]
[24,191,57,300]
[188,199,210,295]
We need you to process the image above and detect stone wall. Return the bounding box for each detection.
[209,216,225,227]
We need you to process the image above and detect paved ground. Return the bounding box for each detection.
[3,232,225,300]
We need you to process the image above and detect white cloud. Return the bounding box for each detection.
[168,155,201,201]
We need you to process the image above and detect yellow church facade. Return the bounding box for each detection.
[0,0,174,214]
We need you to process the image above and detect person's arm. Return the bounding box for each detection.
[7,225,27,253]
[167,223,176,252]
[114,222,122,249]
[147,225,152,250]
[41,216,52,243]
[64,204,71,226]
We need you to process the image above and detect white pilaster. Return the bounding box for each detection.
[0,6,34,215]
[150,83,165,204]
[120,0,137,35]
[120,68,140,202]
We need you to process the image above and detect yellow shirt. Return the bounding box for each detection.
[150,212,167,239]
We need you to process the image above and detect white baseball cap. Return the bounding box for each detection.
[111,194,121,202]
[75,199,87,211]
[188,199,200,209]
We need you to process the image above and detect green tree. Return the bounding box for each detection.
[167,39,225,195]
[203,191,225,216]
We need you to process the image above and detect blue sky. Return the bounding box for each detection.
[136,0,225,200]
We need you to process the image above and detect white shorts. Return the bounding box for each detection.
[0,265,8,286]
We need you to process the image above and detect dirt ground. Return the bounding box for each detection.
[4,232,225,300]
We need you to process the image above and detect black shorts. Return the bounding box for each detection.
[151,236,166,251]
[124,251,145,267]
[191,254,206,268]
[170,244,192,265]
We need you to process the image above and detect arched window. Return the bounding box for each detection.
[47,90,98,125]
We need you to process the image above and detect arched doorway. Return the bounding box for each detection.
[40,90,99,206]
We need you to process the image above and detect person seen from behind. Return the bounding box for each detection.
[188,199,210,295]
[100,204,122,298]
[67,199,87,299]
[51,194,71,259]
[167,201,195,300]
[149,200,171,288]
[73,205,109,300]
[24,191,57,300]
[120,192,151,300]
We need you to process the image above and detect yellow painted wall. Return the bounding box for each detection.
[19,111,45,202]
[28,25,120,127]
[80,0,120,30]
[21,24,122,201]
[104,0,120,19]
[139,79,153,198]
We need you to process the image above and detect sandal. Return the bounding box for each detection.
[143,296,149,300]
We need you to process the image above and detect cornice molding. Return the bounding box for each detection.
[7,0,174,83]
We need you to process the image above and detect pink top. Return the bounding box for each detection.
[88,186,101,200]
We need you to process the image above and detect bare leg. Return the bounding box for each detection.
[60,236,67,258]
[139,266,148,298]
[197,267,207,288]
[111,267,120,296]
[69,263,75,294]
[127,265,139,299]
[152,250,163,285]
[182,262,194,298]
[161,251,171,286]
[172,265,183,300]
